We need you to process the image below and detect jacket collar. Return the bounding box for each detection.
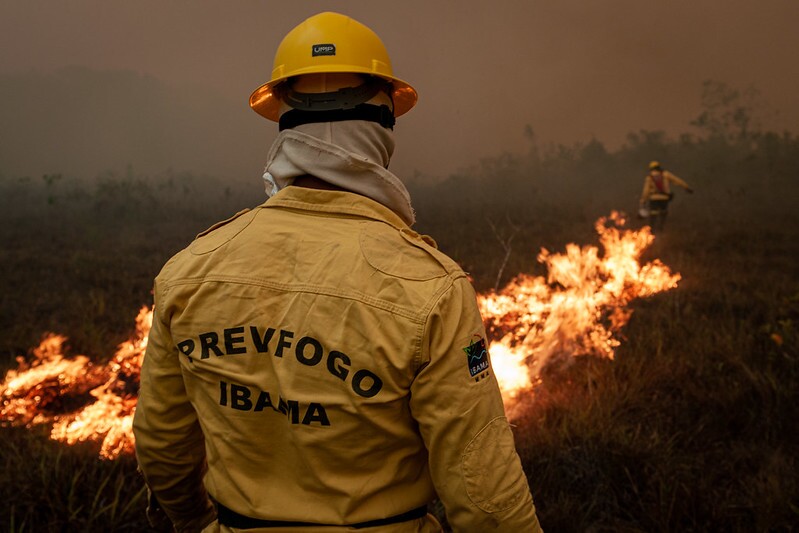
[260,186,411,231]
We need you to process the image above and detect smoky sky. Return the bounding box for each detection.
[1,0,797,182]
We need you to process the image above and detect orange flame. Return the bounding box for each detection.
[481,211,680,406]
[0,212,678,458]
[0,307,151,459]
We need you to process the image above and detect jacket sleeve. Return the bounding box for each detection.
[410,276,542,532]
[664,171,691,190]
[132,283,216,533]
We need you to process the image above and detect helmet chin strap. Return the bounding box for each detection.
[278,79,396,131]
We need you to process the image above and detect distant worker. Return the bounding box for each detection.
[133,11,542,533]
[639,160,694,232]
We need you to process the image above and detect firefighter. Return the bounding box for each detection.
[133,11,542,533]
[639,160,694,232]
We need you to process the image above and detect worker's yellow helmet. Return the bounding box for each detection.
[249,12,418,122]
[649,161,662,170]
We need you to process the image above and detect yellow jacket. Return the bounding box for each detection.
[133,186,541,533]
[640,170,691,204]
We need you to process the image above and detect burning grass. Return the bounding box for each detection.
[0,308,150,460]
[481,212,680,407]
[1,212,680,463]
[506,218,799,531]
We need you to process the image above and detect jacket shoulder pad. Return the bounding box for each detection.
[190,208,254,255]
[360,223,460,281]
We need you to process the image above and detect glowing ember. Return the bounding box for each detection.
[0,212,679,458]
[0,306,151,459]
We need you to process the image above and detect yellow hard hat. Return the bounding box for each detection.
[649,161,662,170]
[250,12,418,122]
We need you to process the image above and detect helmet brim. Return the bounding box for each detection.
[249,72,417,122]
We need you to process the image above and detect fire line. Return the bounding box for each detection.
[0,212,679,459]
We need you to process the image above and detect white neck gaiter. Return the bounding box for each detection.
[262,120,415,226]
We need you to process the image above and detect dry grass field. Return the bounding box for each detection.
[1,130,797,531]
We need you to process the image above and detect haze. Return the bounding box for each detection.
[1,0,797,184]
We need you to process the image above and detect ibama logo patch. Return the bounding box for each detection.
[463,337,490,382]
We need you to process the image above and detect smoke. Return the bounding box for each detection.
[1,1,798,183]
[0,67,265,183]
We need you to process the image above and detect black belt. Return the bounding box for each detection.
[216,502,427,529]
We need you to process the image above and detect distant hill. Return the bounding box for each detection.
[0,66,268,181]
